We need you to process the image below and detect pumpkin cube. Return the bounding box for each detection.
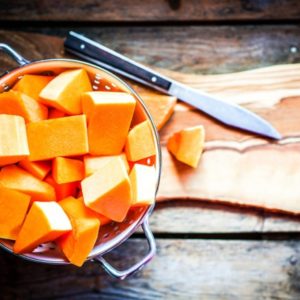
[0,187,31,240]
[57,197,100,266]
[26,115,89,161]
[39,69,92,114]
[125,120,156,161]
[14,201,72,253]
[84,153,129,176]
[129,164,156,206]
[167,125,205,168]
[0,165,56,202]
[81,157,131,222]
[19,158,51,180]
[44,175,78,201]
[82,92,136,155]
[0,114,29,166]
[0,90,48,123]
[53,157,84,184]
[12,74,54,101]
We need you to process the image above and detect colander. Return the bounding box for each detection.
[0,43,162,280]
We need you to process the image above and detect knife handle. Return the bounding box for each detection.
[64,31,171,91]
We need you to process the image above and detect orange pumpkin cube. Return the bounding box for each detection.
[0,114,29,166]
[53,157,84,184]
[44,175,78,201]
[14,201,72,254]
[0,90,48,123]
[12,74,54,101]
[84,153,129,176]
[129,164,156,206]
[82,92,136,155]
[19,158,51,180]
[167,125,205,168]
[0,187,31,240]
[81,157,131,222]
[0,165,56,202]
[57,196,100,266]
[39,69,92,114]
[133,93,176,130]
[26,115,89,161]
[125,120,156,162]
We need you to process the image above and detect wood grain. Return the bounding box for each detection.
[1,26,300,75]
[2,31,300,232]
[1,238,300,299]
[0,0,300,22]
[149,201,300,234]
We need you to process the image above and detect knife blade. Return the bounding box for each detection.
[64,31,281,140]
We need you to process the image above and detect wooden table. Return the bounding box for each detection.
[1,2,300,299]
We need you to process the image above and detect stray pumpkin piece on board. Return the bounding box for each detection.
[139,93,177,130]
[167,125,205,168]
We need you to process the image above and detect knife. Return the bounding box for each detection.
[64,31,281,140]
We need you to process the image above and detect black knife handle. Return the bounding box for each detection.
[64,31,171,91]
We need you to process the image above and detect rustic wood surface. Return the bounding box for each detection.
[1,26,300,75]
[2,239,300,300]
[0,0,300,22]
[1,25,300,299]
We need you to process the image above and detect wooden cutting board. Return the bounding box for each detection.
[1,31,300,215]
[146,64,300,215]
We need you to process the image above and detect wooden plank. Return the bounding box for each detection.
[1,26,300,75]
[149,202,300,234]
[1,239,300,299]
[0,0,300,22]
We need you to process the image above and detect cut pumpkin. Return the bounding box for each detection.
[138,93,176,130]
[129,164,156,206]
[26,115,89,161]
[53,157,84,184]
[76,196,111,225]
[81,157,131,222]
[0,187,31,240]
[84,153,129,176]
[14,201,72,254]
[0,90,48,123]
[167,125,205,168]
[0,114,29,166]
[0,165,56,202]
[82,92,136,155]
[12,74,54,101]
[19,158,51,180]
[39,69,92,114]
[45,175,78,201]
[57,197,100,267]
[125,120,156,162]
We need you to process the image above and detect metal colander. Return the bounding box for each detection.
[0,44,162,279]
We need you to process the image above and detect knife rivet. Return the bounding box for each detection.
[151,76,157,83]
[80,44,86,50]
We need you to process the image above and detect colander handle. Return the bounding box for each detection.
[94,217,156,280]
[0,43,29,66]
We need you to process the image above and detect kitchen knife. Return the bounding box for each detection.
[64,31,281,140]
